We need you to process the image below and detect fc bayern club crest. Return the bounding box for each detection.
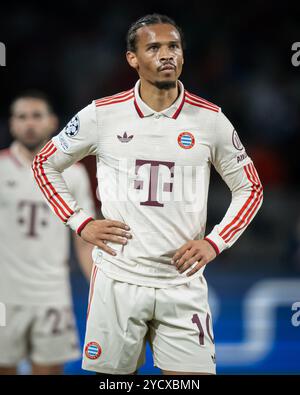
[85,341,102,360]
[178,132,195,149]
[64,115,80,137]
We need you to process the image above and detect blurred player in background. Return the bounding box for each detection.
[0,92,95,375]
[32,14,263,374]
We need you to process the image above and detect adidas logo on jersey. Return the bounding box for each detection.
[117,132,134,143]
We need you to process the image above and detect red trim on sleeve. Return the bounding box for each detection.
[219,163,263,243]
[204,237,220,256]
[77,217,94,236]
[32,142,75,222]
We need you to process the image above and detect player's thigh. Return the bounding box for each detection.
[150,276,216,375]
[0,305,32,367]
[83,268,154,374]
[29,304,81,366]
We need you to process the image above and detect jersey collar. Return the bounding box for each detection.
[133,79,185,119]
[10,141,35,168]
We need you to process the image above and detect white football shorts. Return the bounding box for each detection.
[82,266,216,374]
[0,304,80,366]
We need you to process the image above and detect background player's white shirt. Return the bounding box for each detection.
[0,142,95,305]
[33,79,263,288]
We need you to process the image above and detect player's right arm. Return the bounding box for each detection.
[32,102,132,255]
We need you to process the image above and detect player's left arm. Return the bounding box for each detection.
[73,233,94,281]
[172,110,263,276]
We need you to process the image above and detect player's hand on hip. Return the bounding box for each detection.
[171,239,217,276]
[80,219,132,256]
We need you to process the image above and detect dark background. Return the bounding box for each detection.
[1,0,300,374]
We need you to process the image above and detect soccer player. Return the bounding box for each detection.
[0,92,95,375]
[32,14,263,375]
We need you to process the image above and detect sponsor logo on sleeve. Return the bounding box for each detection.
[237,152,248,163]
[64,115,80,137]
[58,132,70,152]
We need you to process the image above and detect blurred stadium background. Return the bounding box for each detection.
[1,0,300,374]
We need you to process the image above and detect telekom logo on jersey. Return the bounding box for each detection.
[97,159,206,212]
[18,200,49,237]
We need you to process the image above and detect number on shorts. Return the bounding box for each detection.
[45,307,75,335]
[191,312,214,346]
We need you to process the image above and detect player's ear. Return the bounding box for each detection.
[126,51,139,70]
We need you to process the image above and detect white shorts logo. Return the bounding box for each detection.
[64,115,80,137]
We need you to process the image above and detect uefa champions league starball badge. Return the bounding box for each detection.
[64,115,80,137]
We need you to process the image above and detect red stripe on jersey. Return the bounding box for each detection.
[220,164,263,242]
[39,140,53,154]
[95,88,133,102]
[134,89,186,119]
[35,143,73,217]
[32,144,70,222]
[219,164,255,237]
[185,91,219,109]
[95,89,133,104]
[32,142,74,222]
[185,92,219,110]
[87,265,98,320]
[133,97,144,118]
[219,164,261,239]
[95,94,134,107]
[224,189,263,243]
[225,163,264,241]
[172,90,186,119]
[38,144,74,216]
[185,98,219,113]
[32,153,68,222]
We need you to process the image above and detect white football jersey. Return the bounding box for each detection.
[0,142,95,305]
[32,79,263,288]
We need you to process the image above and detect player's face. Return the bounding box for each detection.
[126,23,184,88]
[10,98,57,151]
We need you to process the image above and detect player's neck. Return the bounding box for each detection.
[14,141,44,164]
[139,78,179,113]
